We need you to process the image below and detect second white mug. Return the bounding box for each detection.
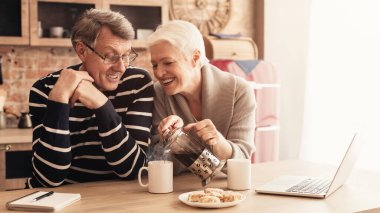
[227,158,252,190]
[138,160,173,193]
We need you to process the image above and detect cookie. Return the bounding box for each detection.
[199,195,221,203]
[187,191,206,202]
[221,191,243,202]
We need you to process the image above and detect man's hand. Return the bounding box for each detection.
[49,69,94,104]
[70,80,108,109]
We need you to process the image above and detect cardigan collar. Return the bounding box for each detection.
[169,64,234,135]
[201,64,234,135]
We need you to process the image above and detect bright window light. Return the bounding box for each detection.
[300,0,380,171]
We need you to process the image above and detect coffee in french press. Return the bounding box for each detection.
[163,127,225,186]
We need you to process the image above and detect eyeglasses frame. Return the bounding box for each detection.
[82,42,138,65]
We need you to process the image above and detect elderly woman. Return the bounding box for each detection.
[148,20,256,174]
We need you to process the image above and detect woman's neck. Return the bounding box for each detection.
[181,69,202,120]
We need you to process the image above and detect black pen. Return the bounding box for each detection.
[32,191,54,202]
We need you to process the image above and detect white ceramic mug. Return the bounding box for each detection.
[138,160,173,193]
[227,159,252,190]
[49,26,65,38]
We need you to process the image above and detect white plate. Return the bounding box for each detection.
[178,191,246,208]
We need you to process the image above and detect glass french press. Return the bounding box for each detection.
[163,127,225,186]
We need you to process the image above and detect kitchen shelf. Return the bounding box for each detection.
[102,0,169,48]
[1,0,168,48]
[0,0,29,45]
[27,0,168,48]
[30,0,101,47]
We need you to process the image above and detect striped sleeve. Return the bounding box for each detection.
[95,70,154,179]
[27,72,72,188]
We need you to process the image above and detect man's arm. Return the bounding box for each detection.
[27,73,73,188]
[95,70,154,179]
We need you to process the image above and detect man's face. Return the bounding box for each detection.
[82,26,132,91]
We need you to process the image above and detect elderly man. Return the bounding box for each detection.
[27,9,153,188]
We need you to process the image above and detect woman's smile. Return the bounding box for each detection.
[161,77,176,86]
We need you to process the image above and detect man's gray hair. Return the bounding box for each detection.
[71,8,134,48]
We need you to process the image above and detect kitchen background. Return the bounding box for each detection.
[2,0,380,177]
[0,0,259,122]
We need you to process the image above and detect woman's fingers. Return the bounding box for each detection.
[158,115,183,135]
[184,119,219,145]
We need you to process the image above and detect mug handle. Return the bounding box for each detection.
[138,166,149,188]
[63,29,71,38]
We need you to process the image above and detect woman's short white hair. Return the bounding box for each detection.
[147,20,209,67]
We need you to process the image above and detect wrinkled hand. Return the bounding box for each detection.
[183,119,223,146]
[70,80,108,109]
[49,69,94,104]
[158,115,184,139]
[183,119,232,159]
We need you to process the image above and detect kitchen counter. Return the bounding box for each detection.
[0,128,32,144]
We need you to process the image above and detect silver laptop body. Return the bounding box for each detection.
[255,132,362,198]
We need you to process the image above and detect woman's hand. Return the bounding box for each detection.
[158,115,184,138]
[184,119,222,146]
[184,119,232,159]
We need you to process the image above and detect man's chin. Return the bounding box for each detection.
[105,85,118,91]
[98,83,118,91]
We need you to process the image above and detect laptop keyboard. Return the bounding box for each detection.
[286,178,331,194]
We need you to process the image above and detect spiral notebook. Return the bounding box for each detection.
[6,191,81,212]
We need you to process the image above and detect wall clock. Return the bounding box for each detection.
[170,0,231,35]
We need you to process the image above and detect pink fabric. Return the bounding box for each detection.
[210,60,247,79]
[210,60,280,163]
[252,129,280,163]
[248,62,279,126]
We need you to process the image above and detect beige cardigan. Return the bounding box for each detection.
[150,64,256,174]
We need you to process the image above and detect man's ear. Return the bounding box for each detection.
[76,42,87,62]
[191,49,201,67]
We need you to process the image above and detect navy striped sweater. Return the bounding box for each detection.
[26,64,154,188]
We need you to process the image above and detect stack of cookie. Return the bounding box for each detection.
[187,188,243,203]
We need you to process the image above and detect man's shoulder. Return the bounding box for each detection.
[124,66,152,78]
[120,66,153,86]
[32,69,62,89]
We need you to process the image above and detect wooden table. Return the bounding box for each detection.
[1,160,380,212]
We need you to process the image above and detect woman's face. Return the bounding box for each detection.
[149,41,197,96]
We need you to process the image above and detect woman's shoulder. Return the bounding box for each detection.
[208,64,250,88]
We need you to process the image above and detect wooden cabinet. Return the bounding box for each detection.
[0,0,169,47]
[0,129,33,191]
[30,0,102,47]
[203,36,259,60]
[0,0,29,45]
[103,0,169,48]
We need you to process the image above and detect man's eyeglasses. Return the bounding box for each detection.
[83,42,138,65]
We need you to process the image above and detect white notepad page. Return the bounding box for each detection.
[7,191,81,212]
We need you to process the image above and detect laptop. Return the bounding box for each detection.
[255,131,363,198]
